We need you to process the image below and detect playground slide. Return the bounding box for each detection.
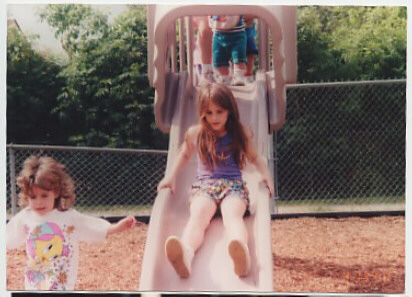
[139,71,273,291]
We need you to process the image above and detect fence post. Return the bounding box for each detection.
[8,145,18,216]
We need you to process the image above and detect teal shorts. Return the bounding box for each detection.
[212,31,247,67]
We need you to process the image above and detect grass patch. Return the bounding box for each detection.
[276,195,405,206]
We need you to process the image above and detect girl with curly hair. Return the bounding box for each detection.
[7,156,137,290]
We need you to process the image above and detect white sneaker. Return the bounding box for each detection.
[232,74,245,86]
[244,75,254,84]
[228,239,250,277]
[199,70,215,84]
[165,236,194,278]
[216,75,232,86]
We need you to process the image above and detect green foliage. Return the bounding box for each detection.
[40,4,167,148]
[7,27,66,144]
[7,5,406,150]
[40,5,110,59]
[280,6,407,201]
[297,6,406,82]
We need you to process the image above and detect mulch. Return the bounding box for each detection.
[7,215,405,293]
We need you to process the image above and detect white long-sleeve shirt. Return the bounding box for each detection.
[7,208,111,290]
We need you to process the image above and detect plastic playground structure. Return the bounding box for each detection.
[140,5,297,291]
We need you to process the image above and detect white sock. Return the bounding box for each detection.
[202,64,213,74]
[234,69,245,78]
[219,75,231,84]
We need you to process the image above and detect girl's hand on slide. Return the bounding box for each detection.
[263,178,274,197]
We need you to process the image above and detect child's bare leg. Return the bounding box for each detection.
[197,17,213,65]
[234,63,247,72]
[182,195,217,252]
[246,54,255,76]
[166,195,216,278]
[215,66,229,77]
[195,16,214,82]
[220,196,248,243]
[220,196,250,276]
[244,55,255,83]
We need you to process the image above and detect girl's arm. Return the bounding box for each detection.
[107,216,138,235]
[6,211,26,249]
[157,126,197,194]
[72,210,137,241]
[250,155,274,197]
[245,129,275,197]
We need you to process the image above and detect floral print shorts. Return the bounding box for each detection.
[190,178,250,206]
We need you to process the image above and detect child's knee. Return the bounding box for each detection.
[187,211,213,230]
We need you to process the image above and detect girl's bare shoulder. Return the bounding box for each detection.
[186,125,201,140]
[184,125,201,148]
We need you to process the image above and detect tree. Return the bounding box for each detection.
[297,6,406,82]
[39,5,110,59]
[7,27,66,144]
[330,6,407,80]
[41,5,167,148]
[8,5,406,148]
[280,6,406,201]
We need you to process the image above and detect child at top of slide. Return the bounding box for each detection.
[193,16,214,83]
[208,15,248,86]
[244,15,259,83]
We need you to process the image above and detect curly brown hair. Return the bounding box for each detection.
[17,155,75,211]
[197,83,249,170]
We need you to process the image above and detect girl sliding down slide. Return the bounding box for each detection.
[157,83,274,278]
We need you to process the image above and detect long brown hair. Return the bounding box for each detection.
[17,156,75,211]
[197,83,249,169]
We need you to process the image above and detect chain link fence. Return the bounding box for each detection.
[6,145,167,217]
[275,79,406,214]
[6,80,406,217]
